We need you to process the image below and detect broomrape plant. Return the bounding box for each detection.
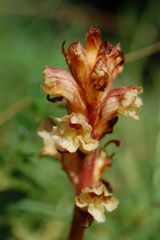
[38,27,143,240]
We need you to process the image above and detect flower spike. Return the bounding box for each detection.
[38,27,143,232]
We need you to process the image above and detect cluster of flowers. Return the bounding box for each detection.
[38,27,143,223]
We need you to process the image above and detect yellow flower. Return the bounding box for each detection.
[39,113,98,154]
[76,184,119,222]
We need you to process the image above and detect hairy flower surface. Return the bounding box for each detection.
[76,184,119,222]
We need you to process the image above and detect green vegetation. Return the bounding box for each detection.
[0,0,160,239]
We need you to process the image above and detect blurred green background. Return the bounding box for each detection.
[0,0,160,239]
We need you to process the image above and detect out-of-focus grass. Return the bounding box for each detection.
[0,0,160,239]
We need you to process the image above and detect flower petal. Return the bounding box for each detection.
[76,183,118,222]
[94,86,143,138]
[103,196,119,212]
[63,27,102,89]
[87,42,124,105]
[107,86,143,119]
[88,203,105,222]
[76,192,91,208]
[43,67,87,114]
[51,113,99,153]
[63,42,90,89]
[117,87,143,119]
[85,27,102,69]
[101,42,124,81]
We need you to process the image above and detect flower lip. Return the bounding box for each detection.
[49,113,99,153]
[76,183,119,222]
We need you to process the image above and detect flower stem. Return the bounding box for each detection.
[68,206,85,240]
[77,151,96,193]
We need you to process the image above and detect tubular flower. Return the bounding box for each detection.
[43,67,87,115]
[76,184,119,222]
[94,86,143,137]
[38,27,143,226]
[47,113,98,153]
[103,86,143,119]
